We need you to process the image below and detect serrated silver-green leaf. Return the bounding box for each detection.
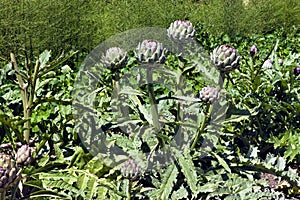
[178,154,198,195]
[148,163,178,200]
[85,176,98,200]
[171,185,189,200]
[210,152,231,173]
[159,164,178,200]
[128,94,153,125]
[77,173,89,197]
[43,179,79,194]
[39,50,51,69]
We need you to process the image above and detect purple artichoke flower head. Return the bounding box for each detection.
[294,67,300,76]
[250,45,257,57]
[121,159,141,179]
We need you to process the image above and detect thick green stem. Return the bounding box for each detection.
[147,67,160,131]
[24,60,40,143]
[113,79,121,95]
[255,115,263,136]
[28,60,39,110]
[112,72,125,116]
[176,69,184,136]
[219,72,226,88]
[176,69,184,121]
[112,72,121,95]
[0,191,6,200]
[10,53,30,143]
[177,45,184,122]
[126,179,132,200]
[248,58,255,92]
[191,103,213,150]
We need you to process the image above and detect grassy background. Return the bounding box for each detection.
[0,0,299,58]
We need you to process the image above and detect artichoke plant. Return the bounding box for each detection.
[0,153,19,192]
[211,45,240,73]
[16,144,32,166]
[199,86,219,103]
[167,20,195,43]
[121,159,141,180]
[101,47,127,70]
[135,39,167,64]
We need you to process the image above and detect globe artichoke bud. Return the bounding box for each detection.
[101,47,127,70]
[167,20,195,44]
[211,45,240,73]
[262,59,273,69]
[249,45,257,57]
[121,159,141,179]
[0,153,19,192]
[294,67,300,76]
[16,144,32,166]
[199,86,219,104]
[135,39,167,64]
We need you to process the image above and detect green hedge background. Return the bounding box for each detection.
[0,0,299,58]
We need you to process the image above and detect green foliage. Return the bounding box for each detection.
[148,163,178,200]
[1,0,299,58]
[269,130,300,162]
[190,0,300,39]
[68,24,300,199]
[222,36,300,162]
[0,49,79,198]
[0,0,196,57]
[177,153,198,196]
[0,7,300,199]
[0,50,76,142]
[26,147,118,199]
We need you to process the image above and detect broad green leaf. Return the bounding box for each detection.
[77,173,90,197]
[39,50,51,69]
[85,176,98,200]
[223,115,249,123]
[159,164,178,200]
[178,154,198,195]
[128,94,153,125]
[53,144,65,163]
[246,146,259,158]
[42,179,79,194]
[24,180,43,189]
[37,155,50,167]
[38,171,77,184]
[61,65,72,73]
[276,156,286,171]
[210,152,231,173]
[172,95,201,102]
[119,86,146,96]
[171,185,189,200]
[198,182,218,193]
[148,163,178,200]
[84,156,104,174]
[97,186,109,200]
[28,190,69,199]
